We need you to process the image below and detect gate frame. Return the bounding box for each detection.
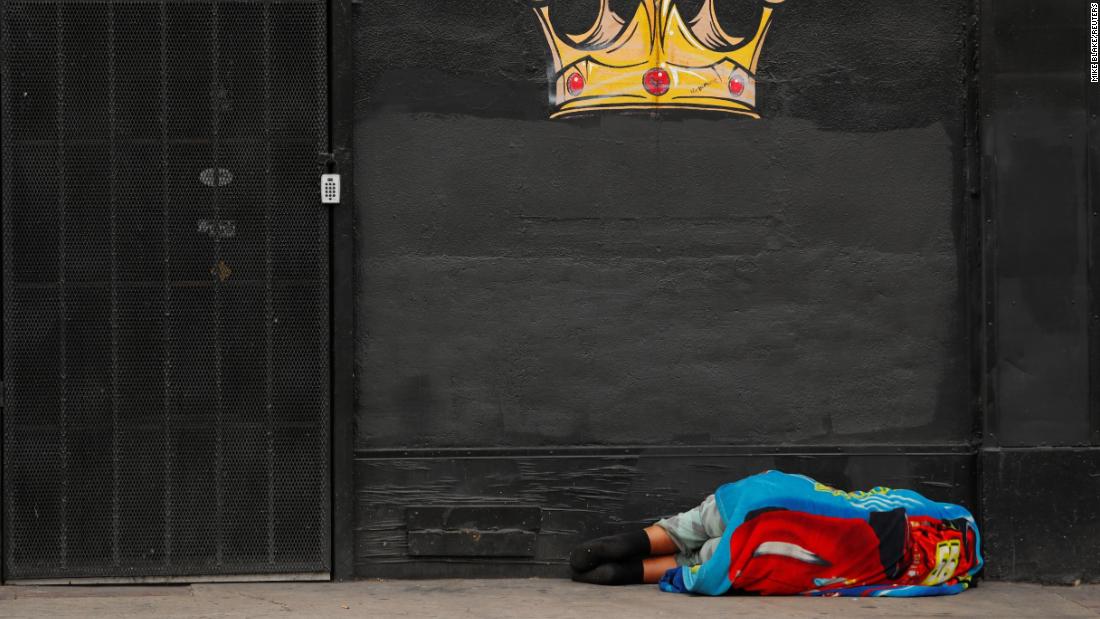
[328,0,357,584]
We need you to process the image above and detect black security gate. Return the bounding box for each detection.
[1,0,331,581]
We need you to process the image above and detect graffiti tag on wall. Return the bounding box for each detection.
[529,0,786,119]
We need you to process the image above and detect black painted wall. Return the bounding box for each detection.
[979,0,1100,583]
[355,2,974,446]
[352,0,980,577]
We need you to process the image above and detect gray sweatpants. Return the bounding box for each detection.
[653,494,726,566]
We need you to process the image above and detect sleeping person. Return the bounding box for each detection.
[569,470,981,597]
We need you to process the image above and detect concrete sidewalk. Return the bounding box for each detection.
[1,579,1098,618]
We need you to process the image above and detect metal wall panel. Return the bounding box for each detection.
[1,0,331,580]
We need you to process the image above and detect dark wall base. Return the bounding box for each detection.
[355,446,975,579]
[981,448,1100,584]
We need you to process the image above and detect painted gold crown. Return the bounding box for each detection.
[531,0,785,118]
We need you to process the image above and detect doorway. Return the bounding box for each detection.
[1,0,333,581]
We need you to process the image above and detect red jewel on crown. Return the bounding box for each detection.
[643,68,671,96]
[567,72,585,96]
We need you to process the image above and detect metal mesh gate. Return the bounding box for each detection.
[1,0,331,580]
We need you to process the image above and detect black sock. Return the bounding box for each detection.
[569,530,651,573]
[571,561,645,586]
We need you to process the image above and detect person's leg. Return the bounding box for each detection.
[568,526,684,585]
[569,525,679,573]
[570,560,644,585]
[651,494,721,561]
[569,495,720,585]
[569,553,679,586]
[568,526,679,584]
[642,555,679,584]
[645,525,677,555]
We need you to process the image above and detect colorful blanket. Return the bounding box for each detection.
[658,471,982,597]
